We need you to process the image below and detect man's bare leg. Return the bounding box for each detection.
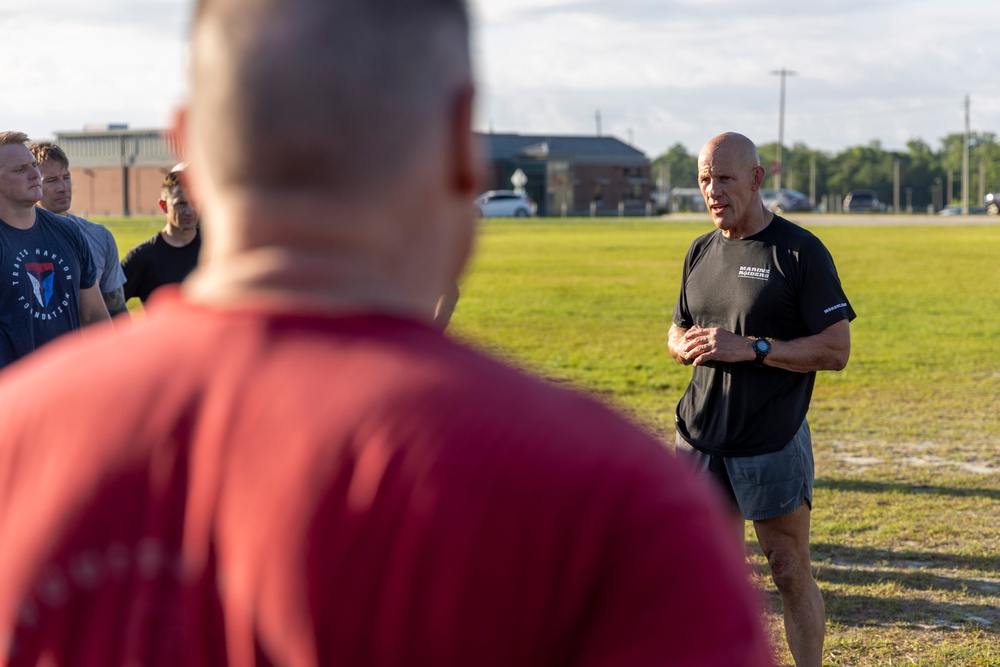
[754,503,824,667]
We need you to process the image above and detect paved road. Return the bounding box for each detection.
[665,212,1000,226]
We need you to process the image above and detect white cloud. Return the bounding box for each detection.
[1,0,190,140]
[3,0,999,155]
[469,0,1000,153]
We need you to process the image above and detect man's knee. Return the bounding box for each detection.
[764,541,814,593]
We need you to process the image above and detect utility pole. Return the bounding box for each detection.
[962,94,970,214]
[595,109,602,137]
[893,159,900,213]
[809,156,816,207]
[979,160,986,205]
[770,67,796,191]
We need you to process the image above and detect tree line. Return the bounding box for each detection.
[652,133,1000,212]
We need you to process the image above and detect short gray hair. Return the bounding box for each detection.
[189,0,472,195]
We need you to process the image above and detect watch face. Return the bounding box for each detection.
[754,339,770,354]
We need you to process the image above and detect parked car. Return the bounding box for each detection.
[985,192,1000,215]
[760,188,812,214]
[939,205,987,216]
[475,190,536,217]
[843,189,883,213]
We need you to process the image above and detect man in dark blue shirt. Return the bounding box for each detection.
[0,131,110,370]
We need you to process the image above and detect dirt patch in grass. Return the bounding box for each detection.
[753,437,1000,665]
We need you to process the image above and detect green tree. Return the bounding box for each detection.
[898,139,940,211]
[651,143,698,190]
[826,141,896,210]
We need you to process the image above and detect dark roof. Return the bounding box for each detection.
[478,133,647,164]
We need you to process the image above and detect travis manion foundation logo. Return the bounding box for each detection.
[10,246,75,321]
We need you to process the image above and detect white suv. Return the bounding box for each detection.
[475,190,536,218]
[985,192,1000,215]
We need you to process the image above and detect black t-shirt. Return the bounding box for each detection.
[672,216,856,456]
[121,231,201,303]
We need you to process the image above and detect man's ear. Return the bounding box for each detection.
[449,84,484,196]
[158,199,168,213]
[751,165,766,191]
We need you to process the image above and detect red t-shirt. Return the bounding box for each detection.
[0,290,775,667]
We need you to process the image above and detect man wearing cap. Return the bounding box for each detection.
[120,168,201,304]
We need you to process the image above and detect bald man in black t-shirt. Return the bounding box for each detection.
[667,132,855,667]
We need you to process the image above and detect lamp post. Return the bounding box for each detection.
[770,67,796,191]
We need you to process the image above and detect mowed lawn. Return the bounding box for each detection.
[103,215,1000,666]
[451,217,1000,667]
[101,216,164,312]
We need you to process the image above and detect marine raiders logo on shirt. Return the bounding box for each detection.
[738,265,770,281]
[11,247,74,321]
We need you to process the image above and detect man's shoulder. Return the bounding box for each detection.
[123,233,164,259]
[769,215,826,246]
[407,335,670,467]
[686,228,720,252]
[35,207,89,245]
[67,213,118,245]
[67,213,112,235]
[0,307,664,460]
[35,206,76,231]
[65,212,96,228]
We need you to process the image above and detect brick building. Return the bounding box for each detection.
[51,125,179,218]
[479,133,651,216]
[43,127,652,218]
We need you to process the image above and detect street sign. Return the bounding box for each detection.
[510,168,528,193]
[770,161,781,175]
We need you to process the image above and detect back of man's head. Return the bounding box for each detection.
[187,0,472,199]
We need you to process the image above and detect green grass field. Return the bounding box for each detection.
[104,215,1000,666]
[449,217,999,667]
[99,216,163,313]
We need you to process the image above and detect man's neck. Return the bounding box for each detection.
[160,225,198,247]
[722,205,774,240]
[0,203,37,230]
[182,193,455,326]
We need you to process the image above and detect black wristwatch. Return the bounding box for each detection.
[752,338,771,367]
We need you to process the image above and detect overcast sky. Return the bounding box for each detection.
[3,0,998,158]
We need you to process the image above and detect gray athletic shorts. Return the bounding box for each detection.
[674,420,814,521]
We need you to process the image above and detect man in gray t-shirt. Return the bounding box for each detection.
[31,142,128,317]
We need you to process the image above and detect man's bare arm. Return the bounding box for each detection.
[676,319,851,373]
[102,287,129,318]
[759,319,851,372]
[433,283,460,331]
[79,284,112,327]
